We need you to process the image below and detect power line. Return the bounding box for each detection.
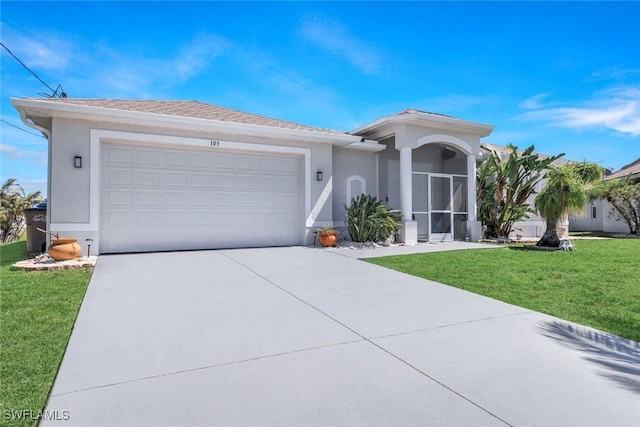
[0,119,45,138]
[1,42,67,98]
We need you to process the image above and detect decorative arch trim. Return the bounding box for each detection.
[346,175,366,205]
[416,134,472,155]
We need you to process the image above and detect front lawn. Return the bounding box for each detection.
[0,241,92,426]
[366,239,640,342]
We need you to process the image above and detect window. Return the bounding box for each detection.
[592,206,597,219]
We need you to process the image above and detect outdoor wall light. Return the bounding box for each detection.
[74,156,82,168]
[316,171,323,181]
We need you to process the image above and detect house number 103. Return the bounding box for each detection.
[210,140,220,147]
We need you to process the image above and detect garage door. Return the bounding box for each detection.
[100,142,303,253]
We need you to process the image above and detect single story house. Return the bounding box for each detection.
[570,158,640,234]
[13,98,501,254]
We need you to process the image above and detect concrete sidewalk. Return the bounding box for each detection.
[43,246,640,426]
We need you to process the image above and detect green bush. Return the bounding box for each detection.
[344,194,400,242]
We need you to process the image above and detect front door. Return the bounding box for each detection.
[429,175,453,242]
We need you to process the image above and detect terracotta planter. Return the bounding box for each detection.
[48,238,82,261]
[319,232,338,247]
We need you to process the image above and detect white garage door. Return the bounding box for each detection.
[100,142,303,253]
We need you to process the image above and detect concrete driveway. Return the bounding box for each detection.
[44,246,639,426]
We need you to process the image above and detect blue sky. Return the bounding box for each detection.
[2,1,640,196]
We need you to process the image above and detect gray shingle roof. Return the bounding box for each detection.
[604,158,640,181]
[34,98,345,135]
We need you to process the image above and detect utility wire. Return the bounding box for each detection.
[1,42,66,97]
[0,118,45,138]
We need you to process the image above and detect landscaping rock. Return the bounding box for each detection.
[12,254,98,271]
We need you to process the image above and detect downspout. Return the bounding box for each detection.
[19,112,52,248]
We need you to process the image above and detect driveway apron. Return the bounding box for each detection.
[43,247,640,426]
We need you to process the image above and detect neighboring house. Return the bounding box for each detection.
[479,143,571,239]
[12,98,497,254]
[570,158,640,234]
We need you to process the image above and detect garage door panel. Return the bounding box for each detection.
[189,153,211,169]
[162,211,188,225]
[212,173,237,189]
[135,191,161,206]
[279,158,301,173]
[262,176,298,192]
[164,151,187,167]
[104,146,132,164]
[136,171,161,186]
[101,143,302,253]
[236,155,261,171]
[188,211,211,225]
[189,192,211,207]
[105,189,131,205]
[135,211,160,226]
[135,149,161,164]
[163,191,187,206]
[165,172,187,187]
[189,173,212,188]
[106,169,132,185]
[106,211,132,226]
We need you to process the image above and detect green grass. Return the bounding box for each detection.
[568,230,613,238]
[366,239,640,342]
[0,241,92,426]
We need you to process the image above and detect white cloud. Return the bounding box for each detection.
[172,33,228,81]
[0,143,47,162]
[1,25,72,71]
[588,67,640,82]
[2,24,230,98]
[78,33,231,97]
[300,14,381,74]
[519,94,550,110]
[520,87,640,137]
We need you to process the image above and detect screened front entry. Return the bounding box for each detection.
[410,144,468,242]
[412,173,468,241]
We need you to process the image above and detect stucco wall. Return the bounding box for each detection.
[50,119,91,223]
[331,147,378,225]
[570,201,603,231]
[570,199,633,233]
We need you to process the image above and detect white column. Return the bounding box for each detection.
[466,153,482,241]
[400,146,413,221]
[467,154,477,221]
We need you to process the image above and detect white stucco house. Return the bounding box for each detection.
[570,158,640,234]
[13,98,497,254]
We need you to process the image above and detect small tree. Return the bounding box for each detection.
[0,178,43,243]
[535,162,603,247]
[344,194,400,243]
[477,144,563,238]
[589,178,640,235]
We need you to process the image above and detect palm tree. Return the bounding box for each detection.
[535,162,603,247]
[0,178,43,243]
[477,144,563,238]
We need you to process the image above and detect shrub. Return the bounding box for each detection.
[344,194,400,243]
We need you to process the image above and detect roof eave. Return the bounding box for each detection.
[351,112,494,138]
[10,98,362,146]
